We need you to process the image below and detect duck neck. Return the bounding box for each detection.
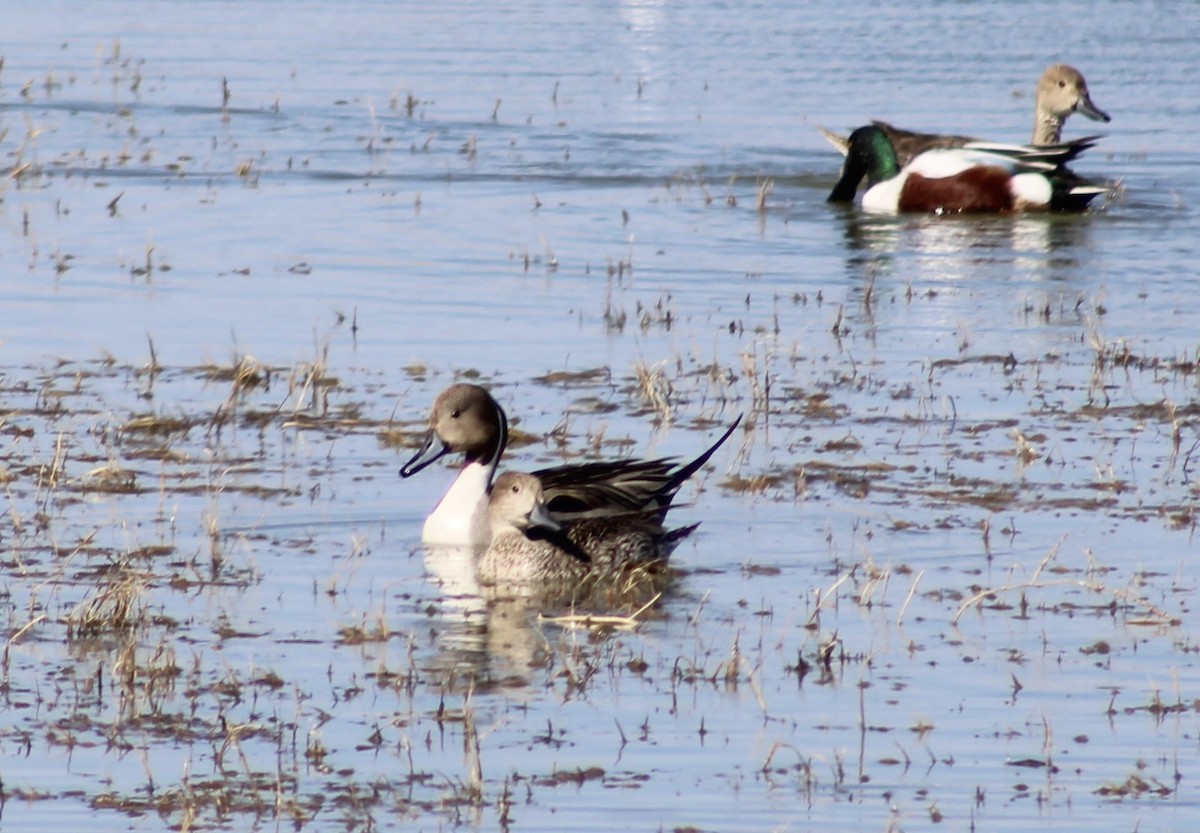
[423,403,510,547]
[1032,111,1064,146]
[862,126,902,185]
[479,401,508,485]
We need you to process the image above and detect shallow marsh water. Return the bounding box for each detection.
[2,1,1200,831]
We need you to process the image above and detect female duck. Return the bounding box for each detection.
[479,471,694,587]
[822,64,1111,165]
[827,124,1107,214]
[401,383,739,546]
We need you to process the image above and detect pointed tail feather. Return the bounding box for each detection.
[817,126,851,156]
[659,522,702,558]
[663,415,743,493]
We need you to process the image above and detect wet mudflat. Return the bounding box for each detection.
[3,1,1200,831]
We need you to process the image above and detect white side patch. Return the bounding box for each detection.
[861,173,909,213]
[1009,173,1052,209]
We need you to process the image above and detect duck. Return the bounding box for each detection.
[827,124,1108,214]
[400,383,740,546]
[820,64,1111,166]
[478,471,695,587]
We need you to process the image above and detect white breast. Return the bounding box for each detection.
[421,461,492,546]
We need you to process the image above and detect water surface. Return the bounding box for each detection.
[2,2,1199,831]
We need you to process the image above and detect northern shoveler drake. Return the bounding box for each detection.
[478,471,694,587]
[820,64,1111,166]
[400,382,739,546]
[827,124,1108,214]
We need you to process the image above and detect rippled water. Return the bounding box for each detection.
[2,1,1199,831]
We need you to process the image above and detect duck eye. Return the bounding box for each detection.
[451,409,461,418]
[1058,80,1067,88]
[511,484,520,494]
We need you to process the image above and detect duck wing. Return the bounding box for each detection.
[534,416,741,519]
[873,121,980,167]
[958,134,1103,168]
[822,122,1103,170]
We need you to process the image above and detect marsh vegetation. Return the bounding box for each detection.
[3,2,1199,831]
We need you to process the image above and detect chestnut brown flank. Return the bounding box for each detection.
[899,166,1015,213]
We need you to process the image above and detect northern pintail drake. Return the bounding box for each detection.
[478,471,694,587]
[827,124,1107,214]
[400,383,740,547]
[821,64,1111,166]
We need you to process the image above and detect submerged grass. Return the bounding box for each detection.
[2,17,1198,832]
[0,318,1195,831]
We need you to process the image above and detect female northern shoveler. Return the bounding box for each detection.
[478,471,694,587]
[827,124,1107,214]
[400,383,739,546]
[821,64,1111,166]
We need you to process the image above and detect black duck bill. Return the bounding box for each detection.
[400,431,452,477]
